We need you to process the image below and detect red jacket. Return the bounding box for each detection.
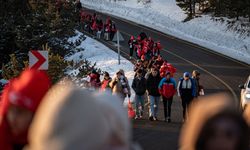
[100,78,111,92]
[167,63,176,77]
[158,78,176,98]
[160,65,168,78]
[91,21,98,31]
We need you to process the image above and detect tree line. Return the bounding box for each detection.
[177,0,250,21]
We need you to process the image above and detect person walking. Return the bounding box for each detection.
[128,36,137,59]
[177,72,196,121]
[192,70,202,97]
[109,70,131,101]
[158,71,176,122]
[100,72,112,93]
[87,70,101,90]
[146,67,162,121]
[132,69,147,119]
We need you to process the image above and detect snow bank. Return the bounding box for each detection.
[80,0,250,64]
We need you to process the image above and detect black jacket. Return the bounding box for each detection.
[146,73,162,96]
[132,76,147,96]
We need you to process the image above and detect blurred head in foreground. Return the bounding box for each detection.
[243,104,250,126]
[179,93,249,150]
[0,69,51,150]
[28,83,136,150]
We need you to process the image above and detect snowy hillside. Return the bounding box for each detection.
[65,31,135,102]
[80,0,250,64]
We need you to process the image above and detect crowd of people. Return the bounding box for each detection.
[0,69,249,150]
[127,31,205,122]
[79,10,117,41]
[77,9,204,122]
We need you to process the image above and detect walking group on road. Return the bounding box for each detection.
[127,31,204,122]
[79,9,117,41]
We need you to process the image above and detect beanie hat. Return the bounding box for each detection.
[184,72,190,77]
[0,69,51,115]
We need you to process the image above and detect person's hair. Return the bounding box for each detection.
[196,110,249,150]
[137,69,143,74]
[192,70,200,77]
[104,72,110,77]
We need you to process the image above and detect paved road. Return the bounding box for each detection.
[82,7,250,150]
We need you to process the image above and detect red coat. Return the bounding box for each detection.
[158,78,176,98]
[100,78,111,92]
[89,73,101,88]
[161,83,176,98]
[167,63,176,77]
[106,17,111,25]
[160,65,168,78]
[91,21,98,31]
[135,45,143,58]
[105,24,111,32]
[80,11,85,23]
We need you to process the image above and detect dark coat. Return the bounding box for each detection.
[132,76,147,96]
[146,73,161,96]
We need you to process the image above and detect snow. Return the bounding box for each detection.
[80,0,250,64]
[65,31,135,103]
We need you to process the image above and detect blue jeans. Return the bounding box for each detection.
[135,95,145,116]
[149,95,160,117]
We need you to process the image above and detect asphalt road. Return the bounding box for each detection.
[82,7,250,150]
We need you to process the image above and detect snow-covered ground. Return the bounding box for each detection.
[65,31,135,102]
[80,0,250,64]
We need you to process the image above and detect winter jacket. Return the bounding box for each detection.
[167,63,176,77]
[159,64,168,78]
[100,78,112,92]
[160,63,176,78]
[89,73,101,88]
[128,39,137,50]
[177,78,196,97]
[146,73,161,96]
[158,78,176,98]
[109,76,131,98]
[132,76,147,96]
[192,77,201,97]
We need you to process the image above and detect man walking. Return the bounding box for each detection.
[158,71,176,122]
[146,67,162,121]
[192,70,202,97]
[177,72,196,121]
[132,69,147,119]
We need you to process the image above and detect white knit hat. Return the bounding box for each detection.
[27,83,131,150]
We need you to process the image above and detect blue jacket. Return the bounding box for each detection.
[178,78,196,97]
[158,78,176,89]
